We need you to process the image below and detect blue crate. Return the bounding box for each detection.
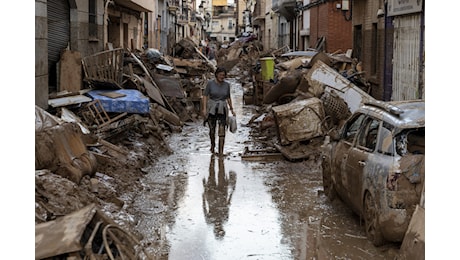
[87,89,150,114]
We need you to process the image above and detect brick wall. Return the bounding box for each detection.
[310,2,352,53]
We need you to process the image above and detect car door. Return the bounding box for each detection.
[332,113,366,202]
[345,117,380,212]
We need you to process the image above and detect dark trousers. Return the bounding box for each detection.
[208,113,226,153]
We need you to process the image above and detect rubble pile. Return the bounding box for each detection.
[35,40,221,259]
[35,36,377,258]
[238,47,375,161]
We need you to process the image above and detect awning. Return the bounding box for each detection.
[114,0,153,12]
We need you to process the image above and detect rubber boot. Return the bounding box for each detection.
[218,136,225,156]
[218,124,225,156]
[210,132,216,153]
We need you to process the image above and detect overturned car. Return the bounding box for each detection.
[321,99,425,246]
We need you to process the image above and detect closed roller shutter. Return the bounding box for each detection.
[392,14,422,101]
[48,0,70,90]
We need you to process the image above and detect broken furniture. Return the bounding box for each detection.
[82,48,124,89]
[35,105,97,184]
[81,99,128,129]
[35,204,151,259]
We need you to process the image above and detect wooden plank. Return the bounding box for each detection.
[59,50,82,93]
[274,143,319,161]
[242,153,284,161]
[48,95,92,108]
[98,138,128,155]
[241,147,284,161]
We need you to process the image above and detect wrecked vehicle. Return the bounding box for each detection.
[321,99,425,246]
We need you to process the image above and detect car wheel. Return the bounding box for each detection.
[363,191,385,246]
[322,157,336,201]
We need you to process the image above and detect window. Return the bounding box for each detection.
[357,118,380,151]
[228,19,233,29]
[89,0,97,39]
[342,114,366,143]
[377,122,395,156]
[353,25,362,61]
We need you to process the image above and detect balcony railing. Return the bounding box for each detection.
[168,0,180,11]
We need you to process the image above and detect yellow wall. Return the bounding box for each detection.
[213,0,227,7]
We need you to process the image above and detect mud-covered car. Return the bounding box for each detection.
[321,100,425,246]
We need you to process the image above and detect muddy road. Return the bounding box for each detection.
[131,78,400,259]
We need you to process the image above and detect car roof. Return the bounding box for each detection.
[358,99,425,129]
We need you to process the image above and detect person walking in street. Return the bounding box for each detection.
[202,67,236,155]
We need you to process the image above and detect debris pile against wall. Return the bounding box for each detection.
[239,47,376,161]
[36,39,225,259]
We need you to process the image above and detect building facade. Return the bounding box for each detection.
[35,0,202,109]
[35,0,424,109]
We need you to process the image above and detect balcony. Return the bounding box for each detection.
[272,0,297,20]
[168,0,180,12]
[177,14,189,24]
[114,0,153,12]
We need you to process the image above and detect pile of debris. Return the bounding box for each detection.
[35,35,376,258]
[35,38,223,259]
[240,47,375,161]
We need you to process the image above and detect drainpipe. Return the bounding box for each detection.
[104,0,114,47]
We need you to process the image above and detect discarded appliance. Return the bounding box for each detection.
[306,60,375,114]
[87,89,150,114]
[272,97,326,145]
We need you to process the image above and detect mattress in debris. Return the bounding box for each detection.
[87,89,150,114]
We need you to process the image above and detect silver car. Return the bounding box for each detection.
[321,100,425,246]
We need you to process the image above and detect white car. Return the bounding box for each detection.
[321,100,425,246]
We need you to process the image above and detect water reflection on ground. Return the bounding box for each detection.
[134,78,399,259]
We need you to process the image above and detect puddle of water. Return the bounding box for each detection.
[134,79,400,259]
[165,80,294,259]
[166,154,293,260]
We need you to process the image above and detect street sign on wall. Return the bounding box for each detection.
[387,0,423,17]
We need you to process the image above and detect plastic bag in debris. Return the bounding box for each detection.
[145,48,163,62]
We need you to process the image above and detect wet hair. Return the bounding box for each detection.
[215,67,227,76]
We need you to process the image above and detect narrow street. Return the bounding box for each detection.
[131,78,400,259]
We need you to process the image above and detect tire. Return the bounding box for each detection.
[363,191,385,246]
